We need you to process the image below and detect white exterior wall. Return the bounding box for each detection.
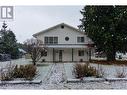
[34,23,93,62]
[41,48,53,62]
[36,26,91,45]
[41,48,89,62]
[73,49,88,61]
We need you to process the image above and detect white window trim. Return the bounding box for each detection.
[44,36,58,44]
[77,36,85,43]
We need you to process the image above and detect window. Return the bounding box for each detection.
[44,37,58,44]
[65,37,69,41]
[77,37,84,43]
[61,25,64,29]
[54,37,58,44]
[44,37,48,44]
[49,37,53,44]
[78,50,84,56]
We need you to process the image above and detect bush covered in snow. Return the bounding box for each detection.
[0,64,37,81]
[12,64,37,80]
[115,67,127,78]
[73,63,106,79]
[0,64,15,81]
[73,63,97,79]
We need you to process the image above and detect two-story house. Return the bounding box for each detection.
[33,23,94,62]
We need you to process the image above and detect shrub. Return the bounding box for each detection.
[12,64,37,80]
[0,64,15,81]
[73,63,84,78]
[73,63,97,79]
[23,64,37,80]
[96,65,106,78]
[0,64,37,81]
[12,65,24,78]
[115,67,127,78]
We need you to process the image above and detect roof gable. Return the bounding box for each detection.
[33,23,85,37]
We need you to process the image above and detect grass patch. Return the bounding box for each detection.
[91,60,127,66]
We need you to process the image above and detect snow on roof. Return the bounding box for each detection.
[18,48,26,53]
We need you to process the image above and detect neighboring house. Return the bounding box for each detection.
[33,23,94,62]
[18,48,27,58]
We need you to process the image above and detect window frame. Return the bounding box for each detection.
[44,36,58,44]
[77,36,85,43]
[78,50,84,56]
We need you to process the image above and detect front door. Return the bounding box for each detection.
[55,50,63,62]
[59,50,63,62]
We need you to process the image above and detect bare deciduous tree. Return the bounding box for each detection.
[24,38,46,65]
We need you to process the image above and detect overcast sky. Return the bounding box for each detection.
[0,6,83,43]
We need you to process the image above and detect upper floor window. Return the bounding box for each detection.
[61,25,64,29]
[65,36,69,41]
[77,37,84,43]
[44,37,58,44]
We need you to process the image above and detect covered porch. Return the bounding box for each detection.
[43,44,91,62]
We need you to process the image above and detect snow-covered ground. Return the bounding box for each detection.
[1,59,127,89]
[92,52,127,60]
[0,58,52,81]
[1,77,127,89]
[64,63,127,79]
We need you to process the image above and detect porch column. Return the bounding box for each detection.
[53,48,55,62]
[89,48,91,62]
[72,48,74,62]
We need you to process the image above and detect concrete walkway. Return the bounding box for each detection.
[43,63,66,84]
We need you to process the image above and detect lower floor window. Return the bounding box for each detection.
[78,50,84,56]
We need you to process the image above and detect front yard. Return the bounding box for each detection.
[0,58,52,81]
[1,58,127,89]
[64,62,127,79]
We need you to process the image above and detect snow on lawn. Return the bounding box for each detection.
[36,64,52,80]
[91,63,127,78]
[64,63,127,79]
[64,63,75,79]
[0,58,52,81]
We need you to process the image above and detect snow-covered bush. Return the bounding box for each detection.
[115,67,127,78]
[12,64,37,80]
[96,65,106,78]
[0,64,15,81]
[0,64,37,81]
[73,63,106,79]
[73,63,97,79]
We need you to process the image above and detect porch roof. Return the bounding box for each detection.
[42,44,88,49]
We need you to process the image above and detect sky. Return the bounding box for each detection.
[0,6,83,43]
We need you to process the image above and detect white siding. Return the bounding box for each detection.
[40,48,89,62]
[73,49,88,61]
[36,25,91,45]
[41,48,53,62]
[35,24,93,62]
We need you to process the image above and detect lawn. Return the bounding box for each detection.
[64,62,127,79]
[0,58,52,81]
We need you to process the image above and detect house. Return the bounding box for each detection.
[18,48,27,58]
[33,23,94,62]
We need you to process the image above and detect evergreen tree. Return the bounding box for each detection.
[0,22,19,59]
[79,6,127,61]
